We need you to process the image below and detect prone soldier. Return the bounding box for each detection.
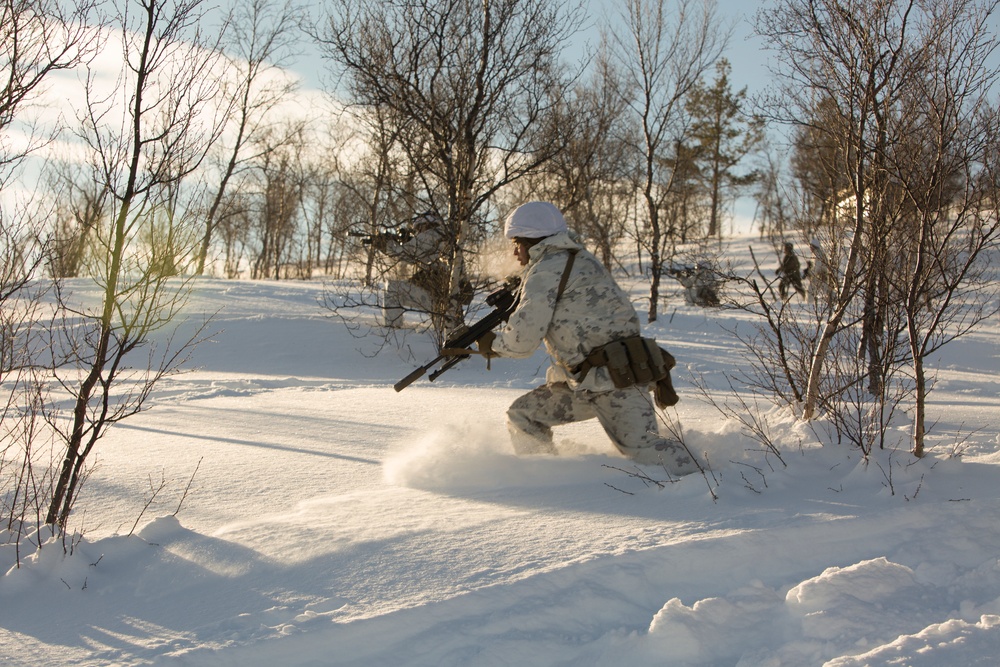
[668,262,720,307]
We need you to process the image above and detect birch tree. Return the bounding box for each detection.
[1,0,100,174]
[312,0,584,333]
[756,0,915,421]
[531,44,633,270]
[890,0,1000,456]
[608,0,726,322]
[1,0,99,553]
[194,0,301,275]
[754,0,1000,458]
[46,0,228,527]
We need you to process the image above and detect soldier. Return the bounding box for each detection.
[673,262,720,307]
[475,201,696,474]
[379,213,450,328]
[776,241,806,300]
[805,238,835,305]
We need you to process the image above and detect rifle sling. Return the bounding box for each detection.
[556,249,578,302]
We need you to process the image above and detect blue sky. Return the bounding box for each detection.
[575,0,774,94]
[293,0,774,97]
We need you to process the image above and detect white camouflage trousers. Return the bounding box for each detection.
[506,382,697,474]
[383,279,433,328]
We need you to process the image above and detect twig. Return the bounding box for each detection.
[905,474,924,501]
[174,457,203,516]
[658,414,719,501]
[128,470,168,537]
[602,463,680,489]
[731,460,768,493]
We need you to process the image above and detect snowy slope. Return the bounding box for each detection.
[3,237,1000,667]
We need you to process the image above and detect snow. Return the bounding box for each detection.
[4,236,1000,667]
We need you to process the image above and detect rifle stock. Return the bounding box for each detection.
[393,279,519,392]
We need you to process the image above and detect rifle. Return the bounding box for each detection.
[349,227,413,247]
[393,277,520,392]
[667,265,695,280]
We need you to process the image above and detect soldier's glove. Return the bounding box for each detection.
[439,330,498,370]
[476,330,496,358]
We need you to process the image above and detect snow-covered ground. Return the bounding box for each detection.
[3,236,1000,667]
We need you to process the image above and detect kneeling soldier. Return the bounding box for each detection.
[477,202,696,474]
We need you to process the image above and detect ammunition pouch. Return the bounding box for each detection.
[574,336,679,408]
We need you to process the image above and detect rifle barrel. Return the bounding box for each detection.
[393,364,432,392]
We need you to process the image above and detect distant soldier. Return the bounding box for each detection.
[690,263,720,307]
[377,213,450,328]
[805,238,835,305]
[776,241,805,300]
[670,263,720,307]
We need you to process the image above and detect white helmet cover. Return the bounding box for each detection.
[503,201,568,239]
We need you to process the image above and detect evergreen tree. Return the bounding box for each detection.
[686,58,762,238]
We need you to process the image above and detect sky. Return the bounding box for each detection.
[1,0,776,234]
[293,0,775,101]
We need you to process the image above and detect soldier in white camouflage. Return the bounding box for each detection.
[380,213,449,328]
[476,201,696,474]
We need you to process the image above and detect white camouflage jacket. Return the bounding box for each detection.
[386,226,448,267]
[493,231,641,393]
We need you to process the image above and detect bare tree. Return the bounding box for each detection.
[247,122,307,279]
[299,141,352,279]
[743,0,1000,460]
[216,189,252,278]
[0,0,100,174]
[194,0,301,275]
[756,0,916,421]
[661,137,704,246]
[750,143,792,241]
[1,0,100,559]
[45,0,229,528]
[789,98,854,241]
[888,0,1000,456]
[338,104,410,288]
[312,0,585,334]
[45,158,110,278]
[531,42,634,271]
[0,200,53,557]
[607,0,727,322]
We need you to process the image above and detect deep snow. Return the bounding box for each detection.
[3,236,1000,667]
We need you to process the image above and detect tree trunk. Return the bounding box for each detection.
[802,180,867,420]
[910,334,926,458]
[48,194,132,526]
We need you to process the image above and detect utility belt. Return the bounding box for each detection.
[573,336,679,408]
